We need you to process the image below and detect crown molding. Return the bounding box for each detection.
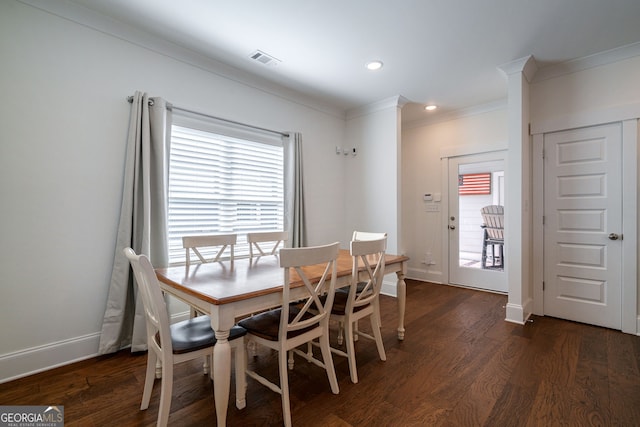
[533,41,640,83]
[498,55,538,82]
[346,95,409,120]
[406,41,640,130]
[402,99,507,129]
[18,1,640,125]
[17,0,347,120]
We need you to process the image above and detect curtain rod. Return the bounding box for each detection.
[127,96,289,137]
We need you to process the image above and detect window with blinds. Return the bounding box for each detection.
[168,122,284,265]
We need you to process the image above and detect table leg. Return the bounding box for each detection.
[213,329,231,427]
[396,270,406,340]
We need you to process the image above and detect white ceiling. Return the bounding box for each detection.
[67,0,640,122]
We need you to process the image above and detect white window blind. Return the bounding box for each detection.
[168,123,284,264]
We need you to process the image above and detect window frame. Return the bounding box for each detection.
[167,113,285,265]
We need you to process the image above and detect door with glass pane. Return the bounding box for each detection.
[448,152,506,293]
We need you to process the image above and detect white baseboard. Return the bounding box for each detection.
[407,267,443,284]
[0,333,101,384]
[505,302,530,325]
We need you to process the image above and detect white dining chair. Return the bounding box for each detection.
[238,242,340,427]
[182,233,237,317]
[329,236,387,383]
[352,230,387,242]
[246,231,288,258]
[347,231,387,334]
[182,233,237,267]
[123,248,247,427]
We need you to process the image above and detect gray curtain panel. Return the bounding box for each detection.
[98,91,171,354]
[284,132,307,248]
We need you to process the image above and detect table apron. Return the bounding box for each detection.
[159,261,403,332]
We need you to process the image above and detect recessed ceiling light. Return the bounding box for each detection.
[366,60,383,71]
[425,105,437,111]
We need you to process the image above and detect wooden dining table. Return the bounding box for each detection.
[155,249,409,426]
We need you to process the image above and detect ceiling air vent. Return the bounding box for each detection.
[250,50,281,67]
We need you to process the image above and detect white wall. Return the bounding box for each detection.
[401,108,508,283]
[345,99,403,256]
[531,55,640,125]
[342,99,404,297]
[502,58,534,325]
[0,1,347,381]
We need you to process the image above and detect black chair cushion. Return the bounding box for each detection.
[336,281,367,295]
[325,291,369,315]
[169,315,247,354]
[238,306,317,341]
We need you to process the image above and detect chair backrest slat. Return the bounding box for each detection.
[278,242,340,339]
[349,236,387,311]
[182,234,237,266]
[247,231,289,258]
[352,230,386,242]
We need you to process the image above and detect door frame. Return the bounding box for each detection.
[440,145,508,291]
[532,118,638,334]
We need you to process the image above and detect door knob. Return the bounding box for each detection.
[449,225,456,230]
[608,233,620,240]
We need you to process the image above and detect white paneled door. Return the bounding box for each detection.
[543,123,622,329]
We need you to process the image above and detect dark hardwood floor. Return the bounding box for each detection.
[2,280,639,426]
